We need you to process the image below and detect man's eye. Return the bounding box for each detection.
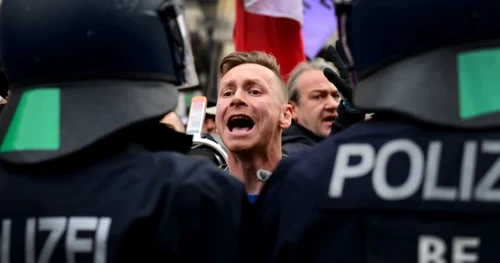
[249,90,260,95]
[223,91,233,97]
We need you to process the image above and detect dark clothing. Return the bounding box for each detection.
[329,102,366,136]
[282,121,323,156]
[255,119,500,263]
[222,166,258,204]
[0,143,246,263]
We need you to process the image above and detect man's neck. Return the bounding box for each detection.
[228,144,282,195]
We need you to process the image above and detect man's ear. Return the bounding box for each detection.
[279,104,293,130]
[288,100,299,121]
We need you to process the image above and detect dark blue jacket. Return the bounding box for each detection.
[0,146,246,263]
[254,119,500,263]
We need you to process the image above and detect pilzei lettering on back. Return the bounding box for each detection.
[0,217,111,263]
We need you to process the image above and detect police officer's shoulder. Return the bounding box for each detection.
[327,119,386,141]
[253,147,321,263]
[259,132,352,204]
[152,151,245,196]
[258,155,297,202]
[254,155,300,229]
[328,117,423,144]
[262,129,359,202]
[282,135,338,178]
[257,152,310,209]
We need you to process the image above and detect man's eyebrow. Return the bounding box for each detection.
[309,88,340,94]
[309,88,330,93]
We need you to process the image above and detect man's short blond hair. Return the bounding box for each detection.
[219,51,287,102]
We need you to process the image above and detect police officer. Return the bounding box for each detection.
[0,0,246,262]
[254,0,500,262]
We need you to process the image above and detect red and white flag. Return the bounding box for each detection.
[234,0,306,82]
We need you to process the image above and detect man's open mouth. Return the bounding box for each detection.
[227,115,255,133]
[323,116,336,123]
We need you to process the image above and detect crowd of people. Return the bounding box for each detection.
[0,0,499,262]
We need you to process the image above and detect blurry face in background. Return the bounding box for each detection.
[203,115,216,134]
[216,63,292,153]
[290,69,340,137]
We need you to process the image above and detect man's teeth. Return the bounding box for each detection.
[232,127,251,133]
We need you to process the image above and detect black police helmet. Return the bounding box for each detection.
[339,0,500,128]
[0,0,192,164]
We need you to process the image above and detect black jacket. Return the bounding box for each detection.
[256,119,500,263]
[282,121,324,156]
[0,124,246,263]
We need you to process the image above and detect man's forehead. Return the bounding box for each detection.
[220,63,276,86]
[297,68,328,83]
[220,76,267,87]
[297,70,336,91]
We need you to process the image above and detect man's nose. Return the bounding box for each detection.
[324,95,339,111]
[230,90,248,107]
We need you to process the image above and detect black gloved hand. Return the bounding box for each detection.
[323,40,366,135]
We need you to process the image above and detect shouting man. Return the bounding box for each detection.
[282,58,340,155]
[216,51,293,203]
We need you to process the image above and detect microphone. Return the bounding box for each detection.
[186,96,228,166]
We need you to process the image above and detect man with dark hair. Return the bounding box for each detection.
[0,0,246,262]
